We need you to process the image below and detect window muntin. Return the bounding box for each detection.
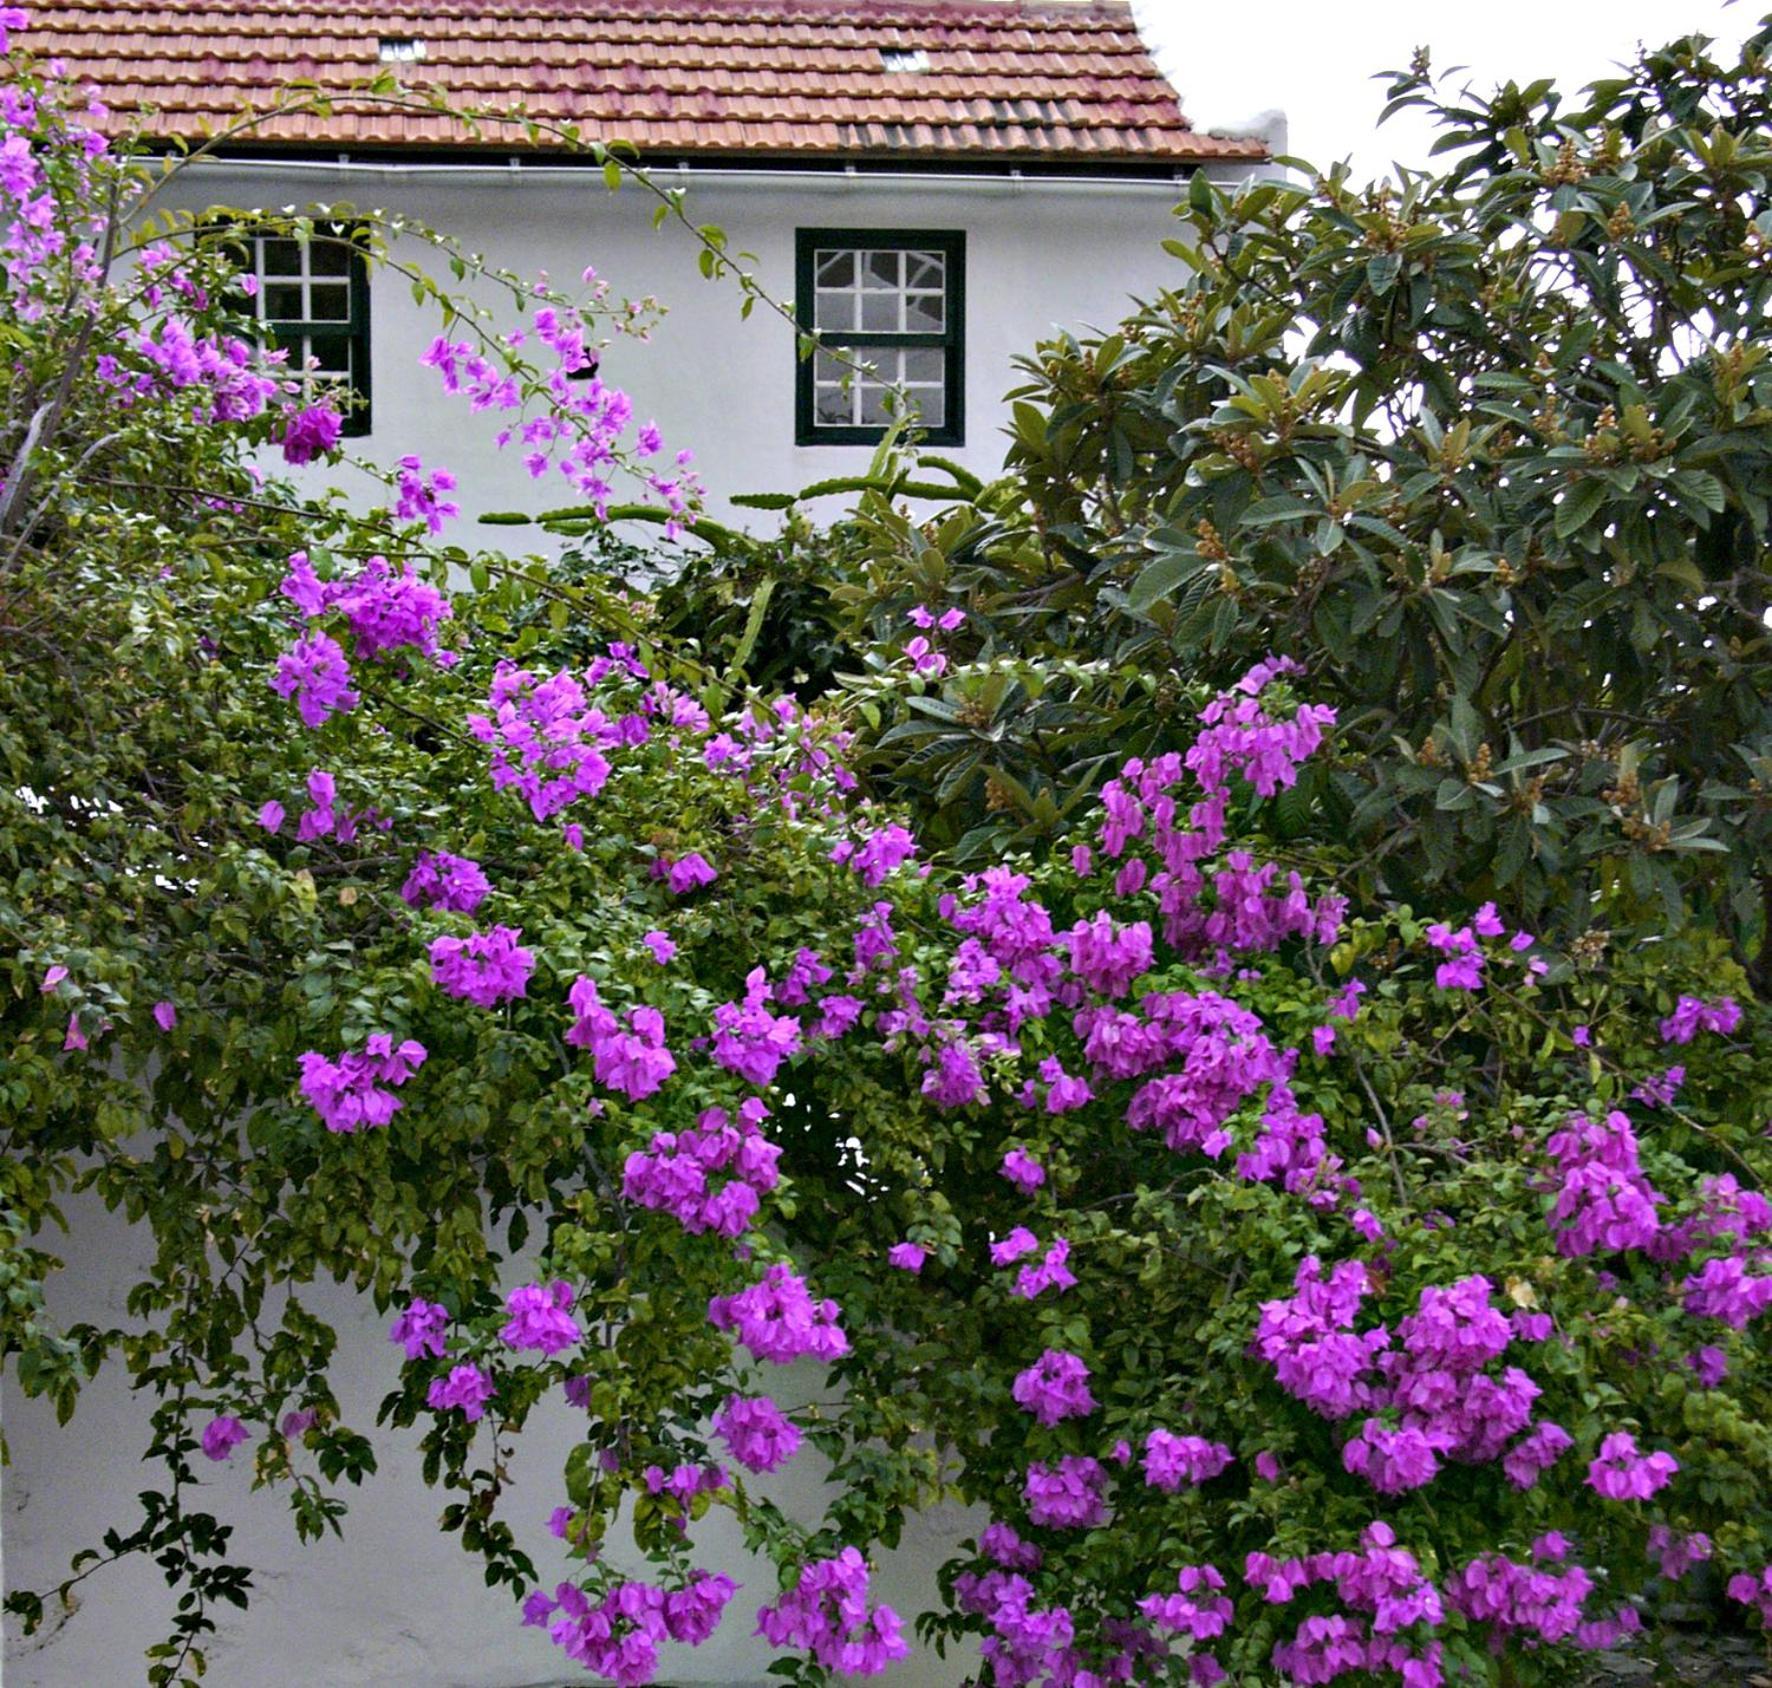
[811,347,945,429]
[813,246,946,334]
[795,229,963,447]
[244,226,372,435]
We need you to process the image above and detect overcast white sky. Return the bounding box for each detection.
[1132,0,1760,180]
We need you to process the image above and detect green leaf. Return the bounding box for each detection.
[1552,477,1608,539]
[727,578,777,678]
[1127,550,1203,613]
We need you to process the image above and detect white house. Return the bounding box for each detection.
[5,6,1277,1684]
[34,0,1275,528]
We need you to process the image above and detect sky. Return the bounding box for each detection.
[1132,0,1760,181]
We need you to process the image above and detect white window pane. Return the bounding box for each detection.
[858,384,893,425]
[904,387,944,428]
[813,351,854,385]
[815,250,854,288]
[860,290,900,332]
[814,385,852,426]
[902,347,944,384]
[906,292,944,331]
[905,252,944,290]
[862,250,900,289]
[814,289,855,331]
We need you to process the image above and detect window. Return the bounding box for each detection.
[795,229,963,446]
[236,225,373,435]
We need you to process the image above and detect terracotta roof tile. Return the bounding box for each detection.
[30,0,1267,163]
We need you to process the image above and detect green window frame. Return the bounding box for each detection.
[232,223,373,436]
[795,228,964,447]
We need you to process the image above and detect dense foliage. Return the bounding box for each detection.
[3,13,1771,1688]
[1006,19,1772,976]
[560,20,1772,992]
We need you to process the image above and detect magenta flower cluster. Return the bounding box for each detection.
[954,1544,1090,1688]
[1586,1431,1678,1501]
[659,851,717,894]
[642,1461,726,1510]
[424,306,701,535]
[568,976,676,1101]
[1545,1110,1663,1256]
[1445,1552,1639,1654]
[1143,1430,1234,1491]
[707,1262,849,1365]
[1728,1567,1772,1626]
[1023,1455,1108,1529]
[1659,994,1742,1044]
[279,402,341,464]
[899,603,965,677]
[467,662,623,824]
[201,1415,249,1462]
[1011,1349,1096,1427]
[1010,1236,1075,1300]
[392,454,459,533]
[429,925,534,1007]
[711,1393,801,1473]
[500,1282,582,1355]
[1248,1523,1445,1686]
[1256,1262,1576,1501]
[522,1573,737,1685]
[830,822,918,887]
[390,1298,449,1360]
[756,1548,909,1676]
[260,767,378,845]
[1141,1564,1234,1652]
[126,317,281,423]
[270,630,358,727]
[427,1362,495,1421]
[400,849,491,914]
[621,1100,782,1237]
[887,1241,927,1272]
[271,551,456,728]
[282,551,455,665]
[710,968,804,1086]
[298,1035,427,1133]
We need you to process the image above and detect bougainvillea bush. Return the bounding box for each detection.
[4,13,1772,1688]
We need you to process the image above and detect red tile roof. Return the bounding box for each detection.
[30,0,1268,164]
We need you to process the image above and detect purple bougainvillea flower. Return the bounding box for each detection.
[1000,1147,1045,1192]
[886,1242,926,1273]
[426,1363,495,1422]
[279,403,342,465]
[201,1416,249,1462]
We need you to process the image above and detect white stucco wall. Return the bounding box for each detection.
[157,157,1262,534]
[4,1181,985,1688]
[4,154,1271,1685]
